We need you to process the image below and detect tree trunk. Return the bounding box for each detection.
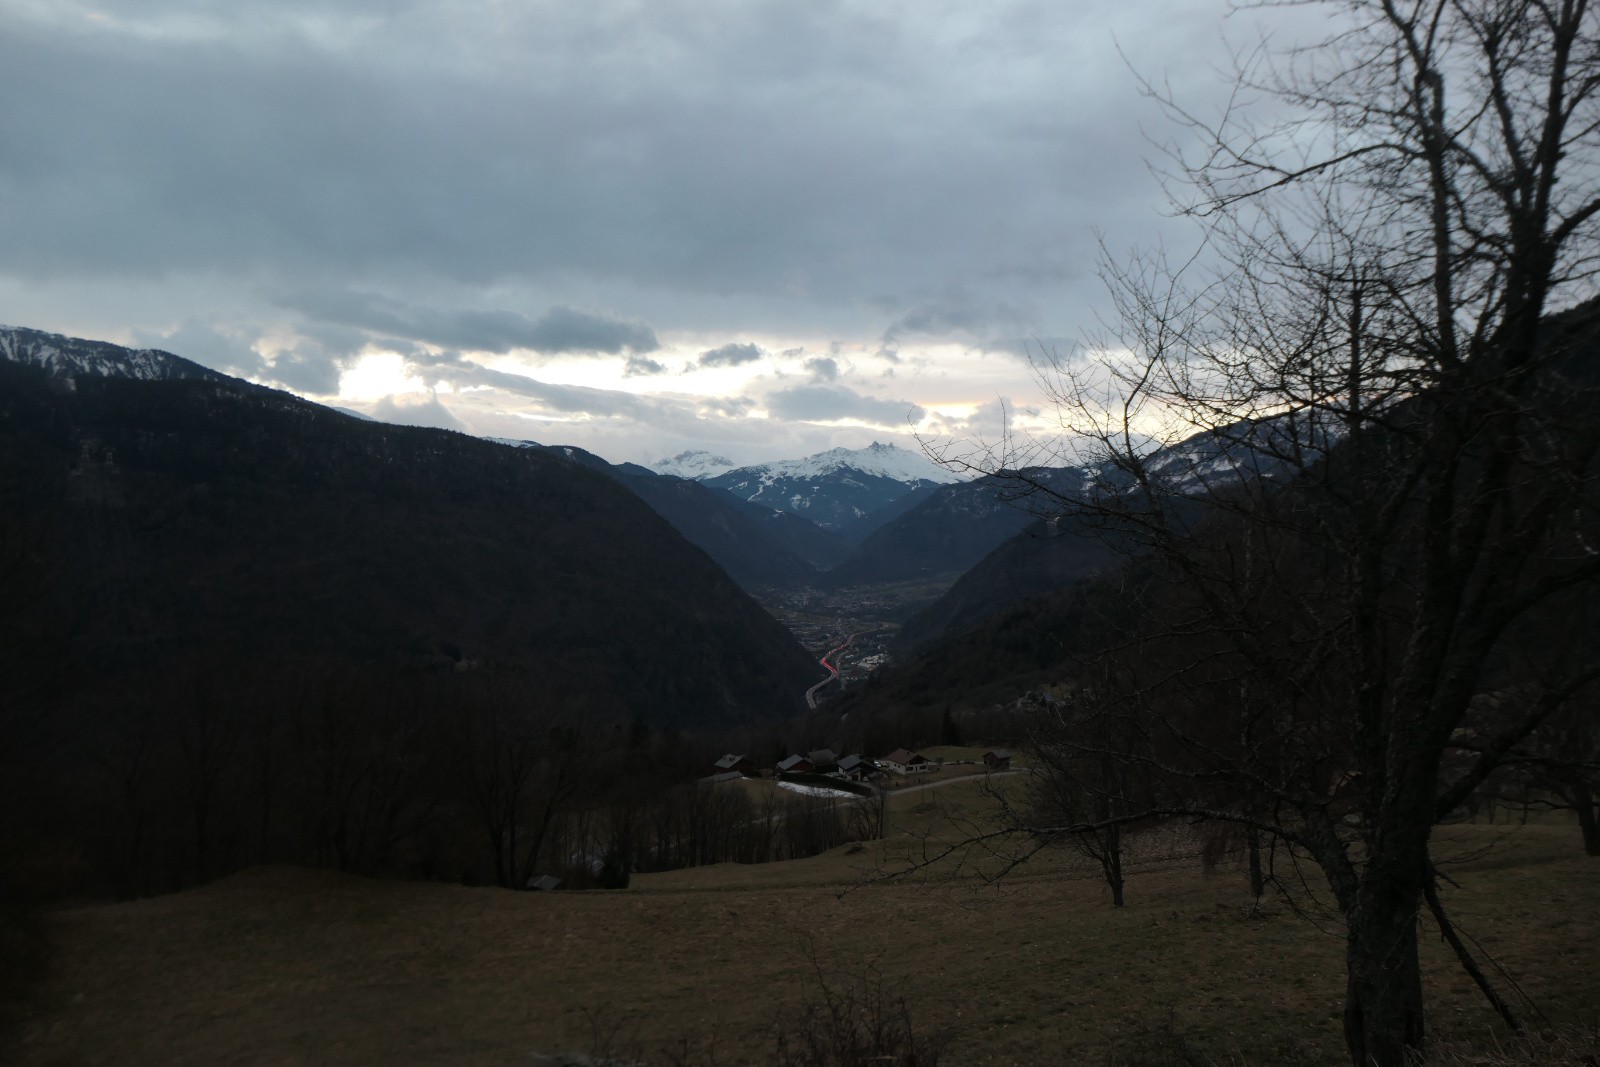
[1247,827,1264,902]
[1568,783,1600,857]
[1342,891,1425,1066]
[1575,785,1600,857]
[1105,824,1125,908]
[487,821,508,888]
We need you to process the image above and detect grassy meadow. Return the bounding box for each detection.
[9,776,1597,1066]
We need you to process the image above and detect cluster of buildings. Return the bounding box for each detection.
[707,747,1012,784]
[755,589,901,692]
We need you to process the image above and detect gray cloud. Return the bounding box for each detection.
[0,0,1235,341]
[248,320,376,394]
[765,383,924,428]
[699,396,758,418]
[803,356,839,382]
[981,336,1078,362]
[370,393,466,432]
[264,349,347,395]
[880,295,1040,360]
[399,353,698,423]
[698,342,764,368]
[623,355,668,377]
[281,290,658,355]
[136,320,268,380]
[885,302,1020,343]
[0,0,1302,463]
[941,396,1034,438]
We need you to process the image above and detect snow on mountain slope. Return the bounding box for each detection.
[0,325,228,382]
[703,442,964,530]
[1129,413,1346,496]
[651,449,738,479]
[747,442,962,485]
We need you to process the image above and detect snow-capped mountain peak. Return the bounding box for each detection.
[760,441,963,485]
[652,449,738,480]
[701,442,965,530]
[0,325,227,383]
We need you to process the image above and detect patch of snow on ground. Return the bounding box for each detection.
[776,781,858,798]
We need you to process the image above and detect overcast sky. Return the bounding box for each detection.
[0,0,1300,466]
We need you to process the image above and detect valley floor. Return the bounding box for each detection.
[9,784,1597,1066]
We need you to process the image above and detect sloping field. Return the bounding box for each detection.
[9,809,1597,1066]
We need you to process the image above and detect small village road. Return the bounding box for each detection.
[885,769,1022,797]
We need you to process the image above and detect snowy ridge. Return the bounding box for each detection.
[0,325,226,383]
[703,442,963,530]
[731,441,962,486]
[1134,412,1346,495]
[652,449,737,479]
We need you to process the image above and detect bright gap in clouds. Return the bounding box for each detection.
[337,351,430,402]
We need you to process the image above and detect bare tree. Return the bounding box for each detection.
[450,680,588,889]
[846,788,890,844]
[1028,697,1137,906]
[936,3,1600,1064]
[1488,688,1600,853]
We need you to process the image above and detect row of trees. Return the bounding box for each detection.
[2,659,890,902]
[567,779,884,885]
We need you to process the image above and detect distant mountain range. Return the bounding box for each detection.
[1,323,1352,672]
[818,415,1356,646]
[652,449,737,480]
[499,440,830,589]
[663,442,963,531]
[0,325,822,727]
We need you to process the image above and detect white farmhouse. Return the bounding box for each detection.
[882,748,934,775]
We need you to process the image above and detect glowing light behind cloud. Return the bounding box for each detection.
[337,351,431,402]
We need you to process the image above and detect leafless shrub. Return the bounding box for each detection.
[1416,1025,1600,1066]
[550,966,944,1067]
[772,965,948,1067]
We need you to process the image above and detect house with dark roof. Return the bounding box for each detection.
[776,754,814,774]
[806,748,840,773]
[713,753,755,775]
[983,749,1013,770]
[834,754,876,781]
[882,748,933,775]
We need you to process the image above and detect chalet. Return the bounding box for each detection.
[806,748,840,773]
[983,749,1013,771]
[882,748,933,775]
[776,754,814,774]
[835,754,875,781]
[713,753,755,775]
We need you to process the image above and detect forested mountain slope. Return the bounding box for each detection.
[0,359,820,727]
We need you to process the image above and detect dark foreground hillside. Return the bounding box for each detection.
[0,361,819,726]
[8,809,1593,1066]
